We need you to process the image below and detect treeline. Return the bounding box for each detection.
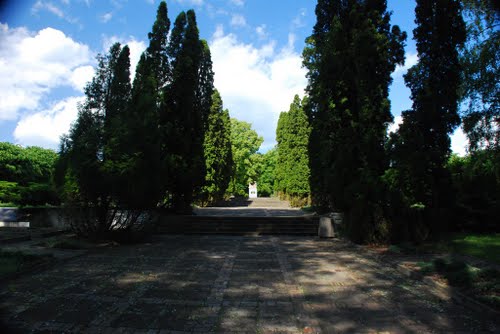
[0,143,59,206]
[52,2,237,235]
[302,0,499,243]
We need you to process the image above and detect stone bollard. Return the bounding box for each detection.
[318,216,334,238]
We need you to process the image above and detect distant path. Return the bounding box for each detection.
[194,197,313,217]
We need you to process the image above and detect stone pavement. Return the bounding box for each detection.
[194,197,310,217]
[1,235,498,333]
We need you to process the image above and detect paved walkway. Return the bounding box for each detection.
[194,197,311,217]
[1,235,498,333]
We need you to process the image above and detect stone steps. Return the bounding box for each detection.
[157,215,319,235]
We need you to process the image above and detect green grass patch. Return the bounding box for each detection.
[390,233,500,265]
[449,233,500,264]
[0,250,51,276]
[417,258,500,309]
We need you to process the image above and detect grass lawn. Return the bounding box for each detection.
[0,250,52,276]
[390,233,500,265]
[448,233,500,264]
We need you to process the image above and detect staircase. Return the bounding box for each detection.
[156,215,319,236]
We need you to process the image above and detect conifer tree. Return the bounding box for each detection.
[60,42,132,234]
[164,10,206,212]
[390,0,466,237]
[202,90,233,204]
[275,95,311,205]
[124,1,171,209]
[303,0,406,241]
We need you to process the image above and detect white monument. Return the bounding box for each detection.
[248,182,258,198]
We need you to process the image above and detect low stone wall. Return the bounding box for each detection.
[0,207,67,229]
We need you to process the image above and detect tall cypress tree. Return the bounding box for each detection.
[390,0,466,237]
[202,90,233,205]
[164,10,205,212]
[303,0,406,242]
[275,95,311,205]
[124,1,171,209]
[60,42,132,233]
[103,45,132,202]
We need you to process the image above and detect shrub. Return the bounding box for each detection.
[18,182,59,206]
[0,181,21,204]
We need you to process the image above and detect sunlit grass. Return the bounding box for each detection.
[449,233,500,264]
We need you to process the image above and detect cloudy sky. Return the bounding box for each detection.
[0,0,467,154]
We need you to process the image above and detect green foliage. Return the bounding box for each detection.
[0,181,21,204]
[201,90,233,205]
[0,143,57,185]
[58,42,134,236]
[120,1,170,209]
[389,0,466,240]
[57,1,216,230]
[228,118,263,197]
[303,0,406,242]
[17,183,59,206]
[257,148,277,197]
[460,0,499,150]
[162,10,213,212]
[275,95,311,206]
[0,143,58,206]
[447,151,500,231]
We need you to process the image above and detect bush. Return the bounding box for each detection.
[447,151,500,232]
[0,181,21,204]
[18,182,59,206]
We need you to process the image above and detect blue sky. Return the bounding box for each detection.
[0,0,467,154]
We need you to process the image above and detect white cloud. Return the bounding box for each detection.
[102,35,147,81]
[451,126,468,156]
[0,24,92,120]
[14,96,83,148]
[291,8,307,29]
[32,1,64,18]
[69,65,94,91]
[173,0,203,6]
[209,26,307,152]
[31,1,80,25]
[256,24,267,39]
[100,12,113,23]
[394,52,419,75]
[229,0,244,6]
[230,14,247,27]
[388,115,403,134]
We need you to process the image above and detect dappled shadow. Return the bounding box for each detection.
[0,235,498,333]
